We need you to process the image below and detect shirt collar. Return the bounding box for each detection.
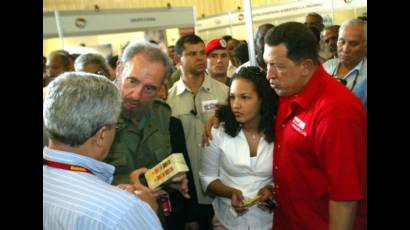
[286,65,327,110]
[175,74,213,95]
[43,146,115,184]
[346,57,366,77]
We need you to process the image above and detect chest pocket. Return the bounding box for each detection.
[284,118,309,153]
[136,129,172,169]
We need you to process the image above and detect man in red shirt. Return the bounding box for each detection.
[263,22,366,230]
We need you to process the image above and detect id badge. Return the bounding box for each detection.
[202,100,218,112]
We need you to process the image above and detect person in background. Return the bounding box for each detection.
[263,22,367,230]
[304,12,335,61]
[43,50,75,101]
[74,53,114,80]
[205,38,231,86]
[168,34,229,229]
[44,50,72,86]
[233,43,249,66]
[103,41,189,229]
[223,35,241,77]
[167,45,177,66]
[43,56,47,87]
[304,12,325,32]
[322,25,340,59]
[237,23,274,72]
[200,66,278,229]
[43,72,162,230]
[323,19,367,95]
[107,55,119,80]
[307,26,326,63]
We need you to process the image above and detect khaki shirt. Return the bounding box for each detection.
[167,75,228,204]
[104,99,172,185]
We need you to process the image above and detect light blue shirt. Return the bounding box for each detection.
[323,57,367,92]
[43,147,162,230]
[354,78,367,107]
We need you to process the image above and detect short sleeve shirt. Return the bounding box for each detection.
[272,66,367,230]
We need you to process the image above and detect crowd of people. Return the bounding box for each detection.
[43,11,367,230]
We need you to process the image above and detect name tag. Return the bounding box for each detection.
[291,116,307,136]
[202,100,218,112]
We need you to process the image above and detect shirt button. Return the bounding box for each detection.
[275,166,278,170]
[281,124,285,128]
[277,144,281,148]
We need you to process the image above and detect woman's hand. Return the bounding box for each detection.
[257,185,275,202]
[231,189,248,215]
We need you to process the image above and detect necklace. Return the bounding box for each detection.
[244,130,259,140]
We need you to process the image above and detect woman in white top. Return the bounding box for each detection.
[199,66,278,230]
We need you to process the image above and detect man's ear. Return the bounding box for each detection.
[94,126,109,146]
[115,61,122,78]
[301,59,314,75]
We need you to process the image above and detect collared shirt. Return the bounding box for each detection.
[200,126,274,230]
[354,78,367,107]
[323,57,367,91]
[272,66,367,230]
[167,75,228,204]
[43,147,162,230]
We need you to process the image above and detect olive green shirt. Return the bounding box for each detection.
[167,75,229,204]
[104,99,172,185]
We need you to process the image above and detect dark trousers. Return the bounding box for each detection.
[197,204,214,230]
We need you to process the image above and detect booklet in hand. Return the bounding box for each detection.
[145,153,189,189]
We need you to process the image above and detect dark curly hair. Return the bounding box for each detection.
[216,66,278,143]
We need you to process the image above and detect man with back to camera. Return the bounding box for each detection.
[167,34,229,229]
[263,22,367,230]
[205,38,231,86]
[43,72,162,230]
[323,19,367,99]
[103,41,190,229]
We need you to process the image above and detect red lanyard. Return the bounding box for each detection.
[46,160,94,175]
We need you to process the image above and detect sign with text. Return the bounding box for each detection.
[44,7,194,38]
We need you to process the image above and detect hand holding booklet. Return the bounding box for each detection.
[144,153,189,189]
[240,195,263,208]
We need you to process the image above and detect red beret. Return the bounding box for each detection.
[205,38,227,55]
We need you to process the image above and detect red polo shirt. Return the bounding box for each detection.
[272,65,367,230]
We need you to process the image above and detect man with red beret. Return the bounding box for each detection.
[205,38,231,86]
